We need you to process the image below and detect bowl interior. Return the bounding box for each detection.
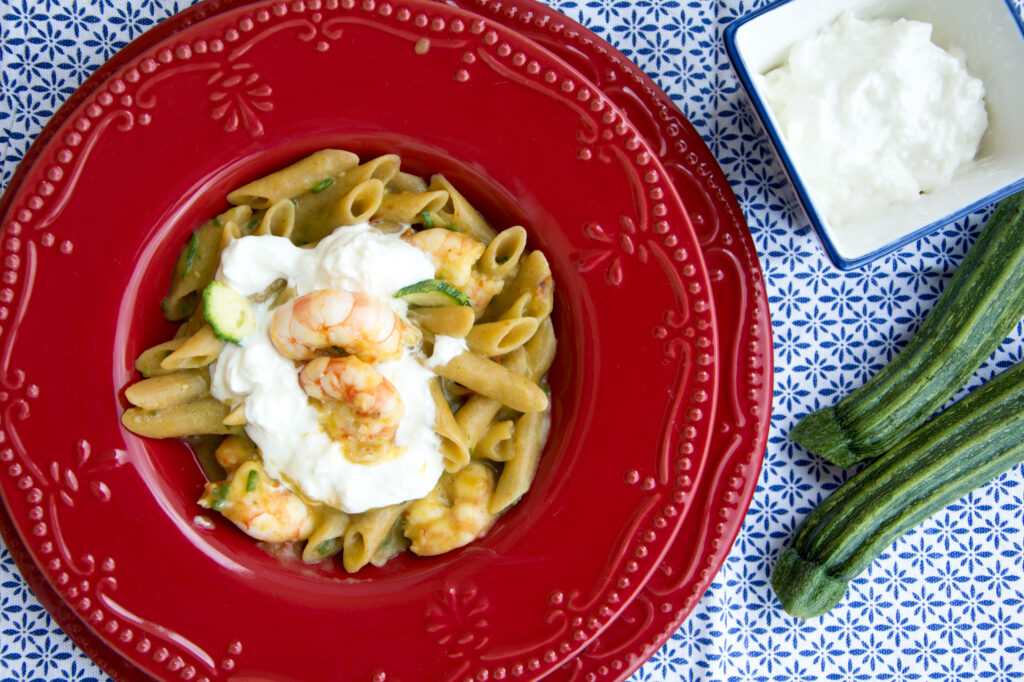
[730,0,1024,266]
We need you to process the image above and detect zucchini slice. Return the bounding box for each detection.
[394,279,471,307]
[774,359,1024,618]
[203,281,257,343]
[790,191,1024,467]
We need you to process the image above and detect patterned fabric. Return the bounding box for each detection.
[2,1,1024,680]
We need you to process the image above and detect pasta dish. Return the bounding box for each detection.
[120,150,556,572]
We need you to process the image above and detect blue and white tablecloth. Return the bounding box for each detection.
[3,1,1024,680]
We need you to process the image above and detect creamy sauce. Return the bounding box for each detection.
[760,12,988,227]
[426,335,468,369]
[209,224,452,514]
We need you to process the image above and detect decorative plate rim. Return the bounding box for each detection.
[0,0,721,680]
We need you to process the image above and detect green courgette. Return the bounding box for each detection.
[393,279,471,307]
[790,191,1024,467]
[203,281,257,343]
[774,360,1024,618]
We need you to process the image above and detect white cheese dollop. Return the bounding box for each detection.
[209,224,449,514]
[426,334,468,369]
[759,12,988,227]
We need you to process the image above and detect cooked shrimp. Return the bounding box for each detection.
[404,462,498,556]
[404,228,485,288]
[462,272,504,316]
[200,460,317,543]
[270,289,418,362]
[299,355,404,442]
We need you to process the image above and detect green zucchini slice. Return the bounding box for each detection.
[394,279,471,307]
[203,281,257,343]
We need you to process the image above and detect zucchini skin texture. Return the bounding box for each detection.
[773,360,1024,618]
[789,192,1024,467]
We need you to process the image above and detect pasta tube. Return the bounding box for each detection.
[124,370,210,410]
[161,325,226,370]
[474,420,515,462]
[432,352,548,413]
[253,198,296,238]
[386,170,429,193]
[121,398,239,438]
[523,317,557,380]
[134,338,186,378]
[478,225,527,279]
[486,250,554,322]
[466,317,539,357]
[377,189,449,224]
[331,179,385,226]
[427,174,496,243]
[302,508,350,563]
[455,395,504,450]
[490,410,550,514]
[429,378,470,472]
[343,503,409,573]
[163,205,251,321]
[227,149,359,208]
[410,306,476,338]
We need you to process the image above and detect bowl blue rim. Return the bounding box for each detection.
[722,0,1024,270]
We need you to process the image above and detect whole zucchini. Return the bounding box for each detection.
[773,360,1024,618]
[790,191,1024,467]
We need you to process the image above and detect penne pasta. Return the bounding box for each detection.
[331,179,385,226]
[253,198,296,238]
[486,250,554,322]
[432,351,548,413]
[342,503,409,573]
[478,225,527,279]
[369,517,412,567]
[226,149,359,208]
[455,395,504,450]
[490,410,550,514]
[524,317,557,380]
[124,369,210,410]
[121,397,239,438]
[302,508,350,563]
[222,404,247,426]
[161,324,226,370]
[343,154,401,188]
[163,205,251,321]
[474,420,515,462]
[429,378,470,473]
[125,148,556,573]
[409,306,476,338]
[376,189,449,224]
[218,219,243,253]
[427,174,497,243]
[134,338,186,378]
[466,317,539,357]
[386,170,429,194]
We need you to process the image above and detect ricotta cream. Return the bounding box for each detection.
[209,224,452,514]
[760,12,988,227]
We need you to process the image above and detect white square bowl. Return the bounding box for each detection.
[724,0,1024,269]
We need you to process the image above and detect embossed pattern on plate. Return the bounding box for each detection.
[0,0,718,680]
[440,1,773,679]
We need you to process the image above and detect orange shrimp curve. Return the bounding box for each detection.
[270,289,417,362]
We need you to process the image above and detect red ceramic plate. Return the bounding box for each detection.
[445,2,773,679]
[0,1,719,680]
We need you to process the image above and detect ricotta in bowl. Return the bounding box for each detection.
[759,11,988,229]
